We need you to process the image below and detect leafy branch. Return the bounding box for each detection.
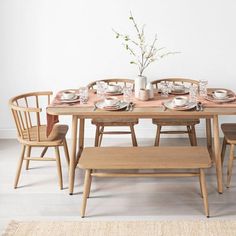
[113,11,178,76]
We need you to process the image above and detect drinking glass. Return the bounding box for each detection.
[96,81,107,99]
[79,86,89,104]
[189,84,198,103]
[160,81,169,97]
[199,80,208,98]
[123,86,133,102]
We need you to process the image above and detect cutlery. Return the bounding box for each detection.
[93,104,97,111]
[126,103,131,111]
[129,102,134,111]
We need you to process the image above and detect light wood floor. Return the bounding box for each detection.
[1,138,236,234]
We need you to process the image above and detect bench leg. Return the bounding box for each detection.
[200,169,209,217]
[81,169,92,218]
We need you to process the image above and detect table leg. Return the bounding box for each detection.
[69,115,78,195]
[213,115,223,193]
[76,118,85,164]
[206,118,213,160]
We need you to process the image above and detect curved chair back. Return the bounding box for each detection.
[9,91,52,142]
[87,78,134,90]
[151,78,199,89]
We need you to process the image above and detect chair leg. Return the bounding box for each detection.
[86,170,93,198]
[94,125,100,147]
[221,137,227,165]
[154,125,161,146]
[40,147,48,158]
[81,169,92,218]
[187,126,193,146]
[199,175,203,198]
[25,146,31,170]
[98,126,104,147]
[63,139,70,167]
[200,169,210,217]
[14,145,26,188]
[191,125,197,146]
[130,125,138,146]
[227,144,235,188]
[55,146,63,190]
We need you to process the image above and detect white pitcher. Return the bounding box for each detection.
[135,75,147,98]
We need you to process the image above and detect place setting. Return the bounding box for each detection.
[170,82,190,95]
[94,97,133,111]
[58,90,80,103]
[162,96,197,111]
[205,88,236,103]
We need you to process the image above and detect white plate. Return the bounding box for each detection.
[59,95,80,103]
[163,100,196,111]
[105,88,123,95]
[206,94,235,103]
[171,87,189,95]
[95,100,129,111]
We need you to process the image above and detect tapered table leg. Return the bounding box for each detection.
[69,115,78,195]
[206,118,213,160]
[76,118,85,164]
[213,115,223,193]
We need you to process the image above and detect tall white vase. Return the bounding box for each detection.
[135,75,147,98]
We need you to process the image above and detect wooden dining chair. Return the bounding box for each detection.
[9,91,70,190]
[151,78,200,146]
[221,123,236,188]
[87,78,138,147]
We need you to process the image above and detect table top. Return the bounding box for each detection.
[47,88,236,118]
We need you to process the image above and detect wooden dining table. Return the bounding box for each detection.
[47,90,236,195]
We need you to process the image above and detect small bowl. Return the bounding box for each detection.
[107,85,120,92]
[104,97,119,106]
[214,90,227,99]
[62,91,76,100]
[173,96,188,106]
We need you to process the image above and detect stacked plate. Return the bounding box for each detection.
[95,100,129,111]
[163,97,196,111]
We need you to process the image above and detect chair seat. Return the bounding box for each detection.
[221,123,236,144]
[92,118,139,126]
[152,118,200,126]
[22,124,68,143]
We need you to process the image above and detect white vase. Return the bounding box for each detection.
[146,82,154,99]
[135,75,147,98]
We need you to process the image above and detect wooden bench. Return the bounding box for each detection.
[78,147,212,218]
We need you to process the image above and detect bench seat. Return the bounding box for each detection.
[79,146,212,218]
[79,147,211,170]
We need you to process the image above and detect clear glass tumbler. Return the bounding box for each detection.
[160,81,169,97]
[96,81,107,99]
[199,80,208,98]
[189,84,198,103]
[79,86,89,104]
[123,86,133,102]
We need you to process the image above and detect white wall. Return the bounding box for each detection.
[1,0,236,139]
